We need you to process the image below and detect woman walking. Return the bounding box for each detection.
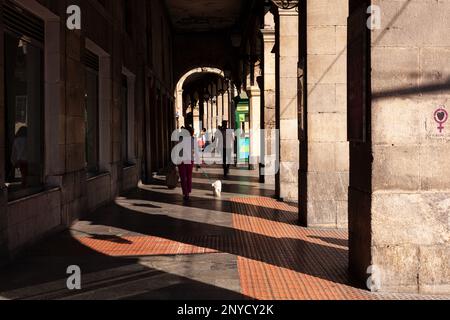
[178,126,196,201]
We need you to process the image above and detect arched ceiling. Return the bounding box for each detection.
[183,72,222,90]
[165,0,245,32]
[182,73,225,100]
[169,0,264,90]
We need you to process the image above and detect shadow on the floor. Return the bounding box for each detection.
[132,185,297,227]
[76,200,351,287]
[0,168,353,299]
[132,203,163,209]
[0,231,251,300]
[192,181,274,197]
[192,171,262,184]
[151,175,274,198]
[308,236,348,248]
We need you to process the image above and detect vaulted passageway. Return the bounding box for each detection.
[1,0,449,299]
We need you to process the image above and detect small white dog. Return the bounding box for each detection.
[212,180,222,197]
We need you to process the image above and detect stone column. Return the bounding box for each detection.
[262,11,276,185]
[230,86,237,130]
[212,98,217,129]
[205,99,210,132]
[277,8,299,202]
[349,0,450,295]
[300,0,349,228]
[193,104,200,138]
[210,100,214,131]
[199,99,205,130]
[224,90,230,123]
[217,93,223,124]
[176,88,184,129]
[247,85,262,171]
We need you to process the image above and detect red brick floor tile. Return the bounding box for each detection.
[231,197,449,300]
[75,236,217,257]
[59,195,449,300]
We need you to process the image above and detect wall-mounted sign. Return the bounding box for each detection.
[434,107,448,133]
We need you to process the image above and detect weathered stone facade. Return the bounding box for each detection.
[349,0,450,294]
[0,0,174,260]
[0,0,448,296]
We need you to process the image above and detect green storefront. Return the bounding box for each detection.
[235,97,250,163]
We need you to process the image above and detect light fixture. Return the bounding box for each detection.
[202,87,210,101]
[209,83,216,99]
[217,79,225,95]
[242,53,259,67]
[211,82,217,97]
[223,80,230,93]
[224,69,232,80]
[264,0,272,12]
[193,91,199,102]
[230,33,242,48]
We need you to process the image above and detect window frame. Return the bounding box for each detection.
[121,67,136,167]
[84,60,101,176]
[3,24,46,201]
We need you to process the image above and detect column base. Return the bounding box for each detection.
[0,187,9,266]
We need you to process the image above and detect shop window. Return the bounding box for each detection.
[3,1,45,200]
[121,67,136,166]
[121,75,129,165]
[83,50,100,176]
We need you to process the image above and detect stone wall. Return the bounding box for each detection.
[7,189,62,255]
[87,173,112,213]
[122,165,139,192]
[349,0,450,294]
[0,0,174,260]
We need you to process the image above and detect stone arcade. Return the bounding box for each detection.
[0,0,448,297]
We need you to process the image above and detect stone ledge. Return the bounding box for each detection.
[7,186,60,207]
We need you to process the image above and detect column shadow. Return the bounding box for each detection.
[130,187,298,227]
[0,233,250,300]
[80,200,352,287]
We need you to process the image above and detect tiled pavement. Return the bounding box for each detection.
[0,167,449,300]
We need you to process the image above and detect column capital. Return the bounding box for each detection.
[246,85,261,98]
[261,28,276,42]
[278,8,298,17]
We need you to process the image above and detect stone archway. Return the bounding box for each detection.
[175,67,225,128]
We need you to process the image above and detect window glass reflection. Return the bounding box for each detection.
[121,75,129,165]
[4,33,44,198]
[85,66,100,176]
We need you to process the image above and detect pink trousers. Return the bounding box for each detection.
[178,163,194,196]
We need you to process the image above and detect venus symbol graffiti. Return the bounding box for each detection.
[434,107,448,133]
